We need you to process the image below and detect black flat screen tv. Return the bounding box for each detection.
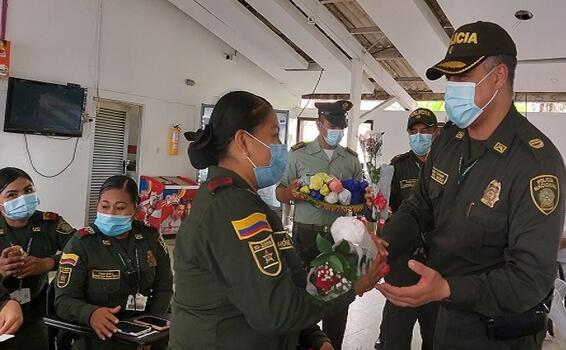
[4,77,86,137]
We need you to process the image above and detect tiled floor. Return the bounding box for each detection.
[165,238,566,350]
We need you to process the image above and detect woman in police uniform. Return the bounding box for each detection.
[54,175,173,350]
[170,91,385,350]
[0,167,75,349]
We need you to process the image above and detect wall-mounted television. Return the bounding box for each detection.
[4,77,87,137]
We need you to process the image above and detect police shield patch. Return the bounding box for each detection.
[248,235,281,276]
[57,267,73,288]
[56,219,74,234]
[530,175,559,215]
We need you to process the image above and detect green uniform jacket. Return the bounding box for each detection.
[170,166,355,350]
[389,151,423,213]
[280,140,363,225]
[0,211,74,320]
[382,106,566,318]
[54,222,173,326]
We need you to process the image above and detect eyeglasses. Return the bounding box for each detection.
[408,127,434,135]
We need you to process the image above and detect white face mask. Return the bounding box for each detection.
[444,67,499,129]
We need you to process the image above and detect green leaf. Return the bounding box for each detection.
[310,254,330,267]
[335,240,351,255]
[316,234,332,254]
[327,255,344,273]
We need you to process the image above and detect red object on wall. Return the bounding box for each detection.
[0,40,10,78]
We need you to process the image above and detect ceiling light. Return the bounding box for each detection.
[515,10,534,21]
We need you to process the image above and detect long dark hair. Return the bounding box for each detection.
[0,167,34,193]
[186,91,273,169]
[99,175,139,205]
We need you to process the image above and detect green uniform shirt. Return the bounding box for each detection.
[280,140,363,225]
[0,211,74,308]
[382,106,566,318]
[170,166,354,350]
[54,222,173,326]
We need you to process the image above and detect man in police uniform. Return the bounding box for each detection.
[277,100,363,349]
[374,21,566,350]
[375,108,439,350]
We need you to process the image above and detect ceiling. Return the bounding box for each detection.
[169,0,566,102]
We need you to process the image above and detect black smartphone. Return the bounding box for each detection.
[116,321,152,337]
[134,315,170,330]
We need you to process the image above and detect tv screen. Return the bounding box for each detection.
[4,77,86,137]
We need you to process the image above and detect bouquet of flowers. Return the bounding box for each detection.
[359,131,394,223]
[306,217,390,301]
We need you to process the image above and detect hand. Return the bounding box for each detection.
[354,255,389,296]
[319,341,334,350]
[0,300,23,334]
[0,247,25,278]
[16,256,55,278]
[277,179,303,204]
[89,306,121,340]
[369,234,389,259]
[375,260,450,307]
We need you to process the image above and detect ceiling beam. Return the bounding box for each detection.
[319,0,354,4]
[303,92,566,102]
[293,0,417,109]
[372,47,403,60]
[349,26,380,35]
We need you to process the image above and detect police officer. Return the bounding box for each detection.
[0,167,75,349]
[171,91,385,350]
[55,175,173,350]
[373,21,566,350]
[374,109,439,350]
[277,100,363,349]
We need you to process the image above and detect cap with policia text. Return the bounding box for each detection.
[426,21,517,80]
[407,108,438,129]
[314,100,353,129]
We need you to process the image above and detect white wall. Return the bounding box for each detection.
[0,0,299,227]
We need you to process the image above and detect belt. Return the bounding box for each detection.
[293,222,330,233]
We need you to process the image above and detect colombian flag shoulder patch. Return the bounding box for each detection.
[231,213,272,240]
[60,253,79,266]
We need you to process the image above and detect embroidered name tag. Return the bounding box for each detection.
[91,270,121,280]
[431,167,449,185]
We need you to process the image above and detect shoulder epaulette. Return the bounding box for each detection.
[291,142,306,151]
[76,227,96,238]
[43,212,59,221]
[516,122,553,161]
[345,147,358,157]
[390,152,411,165]
[207,176,233,194]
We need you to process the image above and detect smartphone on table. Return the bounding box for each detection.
[116,321,152,337]
[133,315,170,331]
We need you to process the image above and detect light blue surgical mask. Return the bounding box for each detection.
[409,133,433,156]
[94,213,133,237]
[245,132,288,189]
[324,129,344,147]
[1,193,40,220]
[444,67,498,129]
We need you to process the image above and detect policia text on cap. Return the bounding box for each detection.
[372,21,566,350]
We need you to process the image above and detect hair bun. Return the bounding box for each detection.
[187,125,216,169]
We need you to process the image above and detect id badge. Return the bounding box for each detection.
[10,288,31,304]
[126,293,147,311]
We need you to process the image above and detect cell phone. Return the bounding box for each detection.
[133,315,170,331]
[116,321,152,337]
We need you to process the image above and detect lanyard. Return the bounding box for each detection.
[457,155,478,185]
[116,247,141,293]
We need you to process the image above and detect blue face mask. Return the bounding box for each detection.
[94,213,133,237]
[324,129,344,147]
[1,193,40,220]
[245,132,288,189]
[409,133,433,156]
[444,68,498,129]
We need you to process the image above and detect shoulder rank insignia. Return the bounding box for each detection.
[77,227,95,238]
[248,235,281,276]
[455,131,465,140]
[530,175,559,215]
[56,218,74,235]
[493,142,507,154]
[207,177,233,194]
[0,229,4,235]
[231,212,272,240]
[134,233,144,240]
[346,147,358,157]
[291,142,306,151]
[529,138,544,149]
[60,253,79,267]
[480,179,501,208]
[43,212,59,221]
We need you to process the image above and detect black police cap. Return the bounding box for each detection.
[407,108,438,129]
[314,100,352,129]
[426,21,517,80]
